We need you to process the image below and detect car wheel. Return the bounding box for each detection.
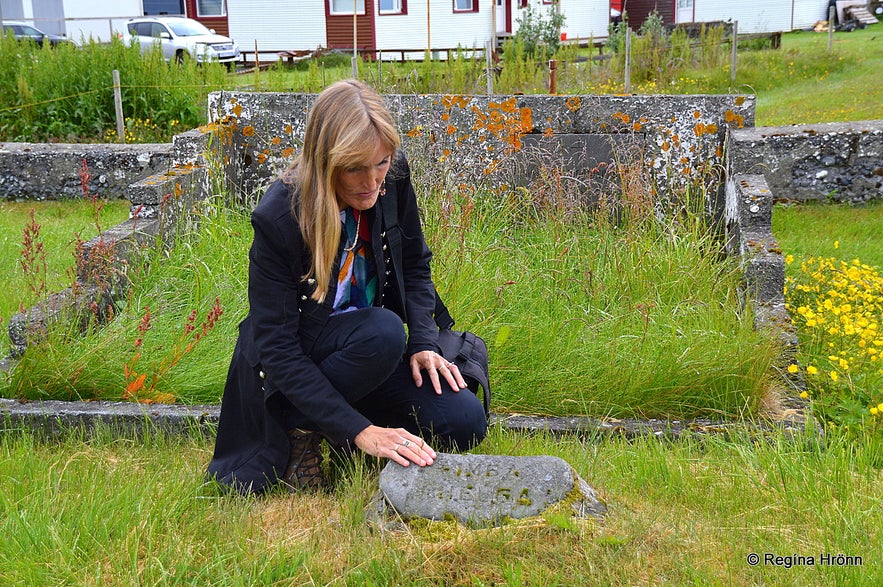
[175,49,186,64]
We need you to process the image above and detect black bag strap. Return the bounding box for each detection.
[382,168,490,420]
[380,167,454,330]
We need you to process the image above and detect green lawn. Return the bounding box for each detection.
[1,425,880,586]
[774,201,883,270]
[0,199,131,323]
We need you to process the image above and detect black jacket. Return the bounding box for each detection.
[206,154,439,494]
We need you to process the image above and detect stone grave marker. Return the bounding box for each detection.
[373,452,606,527]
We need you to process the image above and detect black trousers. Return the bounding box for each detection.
[285,307,487,451]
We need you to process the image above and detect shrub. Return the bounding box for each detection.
[513,3,566,60]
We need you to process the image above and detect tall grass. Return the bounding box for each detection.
[3,24,879,142]
[0,35,227,142]
[3,197,249,403]
[2,155,780,421]
[0,425,880,586]
[425,193,777,418]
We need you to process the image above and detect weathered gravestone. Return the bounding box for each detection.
[373,452,606,527]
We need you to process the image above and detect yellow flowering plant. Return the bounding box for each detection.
[785,251,883,431]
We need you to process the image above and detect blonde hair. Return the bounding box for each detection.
[283,79,401,302]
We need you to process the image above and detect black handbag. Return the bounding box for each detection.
[436,327,491,421]
[433,292,492,422]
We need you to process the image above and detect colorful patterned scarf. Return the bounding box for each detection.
[332,208,377,314]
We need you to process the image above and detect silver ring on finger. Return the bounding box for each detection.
[401,439,411,448]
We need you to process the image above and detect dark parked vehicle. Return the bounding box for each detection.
[2,21,73,47]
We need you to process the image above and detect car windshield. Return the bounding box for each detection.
[166,20,213,37]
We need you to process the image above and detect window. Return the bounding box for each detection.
[142,0,185,15]
[196,0,226,17]
[454,0,477,13]
[330,0,366,15]
[379,0,405,15]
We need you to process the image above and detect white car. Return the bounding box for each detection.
[126,16,240,68]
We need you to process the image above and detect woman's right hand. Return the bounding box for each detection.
[353,425,436,467]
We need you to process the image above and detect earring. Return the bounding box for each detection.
[379,183,387,197]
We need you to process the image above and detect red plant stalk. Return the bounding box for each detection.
[20,207,48,304]
[123,298,224,403]
[79,158,104,235]
[123,305,152,400]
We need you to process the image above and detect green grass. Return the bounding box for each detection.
[3,198,249,404]
[774,201,883,270]
[3,23,880,142]
[1,425,880,586]
[751,27,883,125]
[0,199,131,323]
[2,188,779,419]
[0,34,226,142]
[428,197,777,419]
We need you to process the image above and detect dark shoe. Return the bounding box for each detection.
[282,428,326,492]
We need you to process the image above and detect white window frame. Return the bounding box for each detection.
[379,0,404,15]
[453,0,475,13]
[196,0,227,17]
[330,0,367,15]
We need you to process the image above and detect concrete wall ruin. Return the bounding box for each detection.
[731,120,883,203]
[208,91,754,207]
[0,142,173,201]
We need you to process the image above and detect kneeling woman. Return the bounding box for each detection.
[207,80,488,494]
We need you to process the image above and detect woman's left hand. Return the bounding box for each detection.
[410,350,467,394]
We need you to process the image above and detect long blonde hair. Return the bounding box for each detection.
[283,79,401,302]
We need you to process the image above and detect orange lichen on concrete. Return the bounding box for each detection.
[724,110,745,128]
[468,98,533,152]
[441,95,471,109]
